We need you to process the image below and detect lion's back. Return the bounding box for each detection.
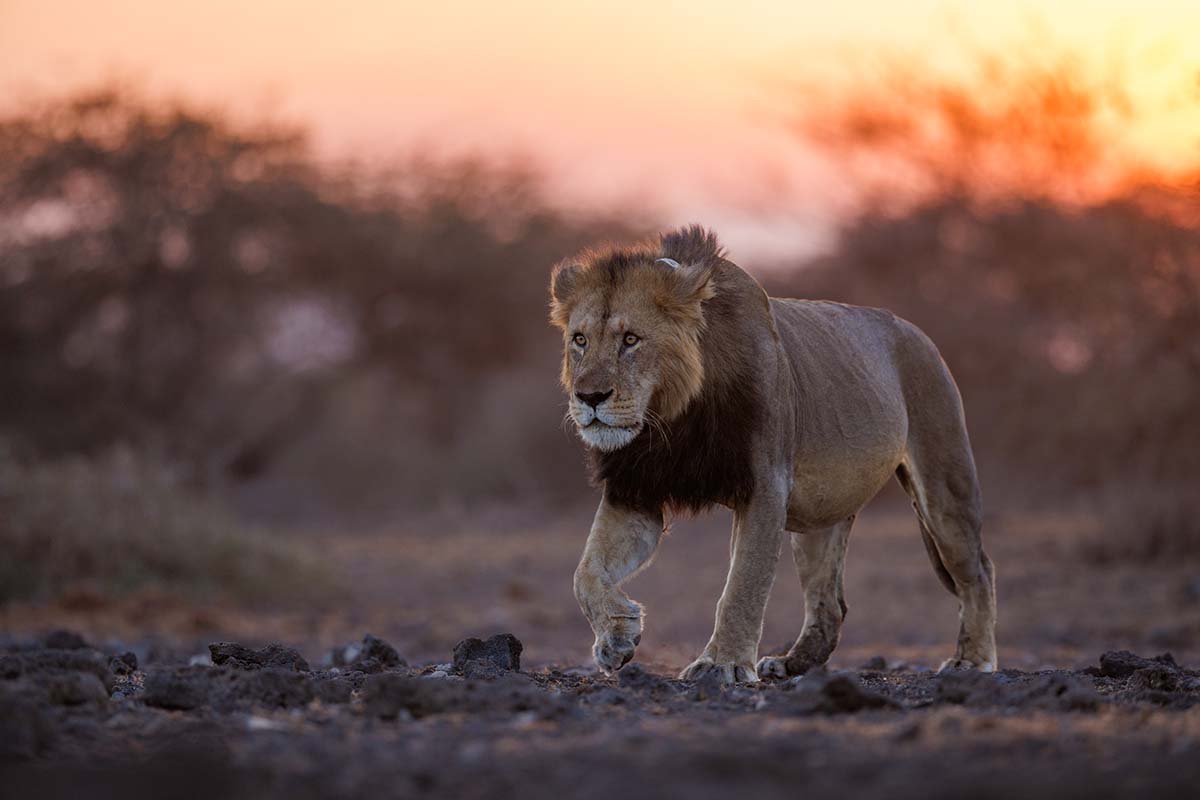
[769,294,968,458]
[769,297,913,398]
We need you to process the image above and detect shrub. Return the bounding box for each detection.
[1079,484,1200,563]
[0,444,337,605]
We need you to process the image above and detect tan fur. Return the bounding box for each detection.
[552,227,997,683]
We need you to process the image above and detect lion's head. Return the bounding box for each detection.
[549,227,721,452]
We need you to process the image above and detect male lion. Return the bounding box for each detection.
[550,225,997,684]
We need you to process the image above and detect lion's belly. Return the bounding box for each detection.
[784,420,908,531]
[772,296,913,530]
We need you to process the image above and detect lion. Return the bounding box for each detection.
[549,225,997,683]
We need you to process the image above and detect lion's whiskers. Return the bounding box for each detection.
[643,408,671,453]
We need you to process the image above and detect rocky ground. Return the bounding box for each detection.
[3,629,1199,800]
[4,507,1200,798]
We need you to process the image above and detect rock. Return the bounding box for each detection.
[0,648,115,693]
[860,655,889,671]
[359,635,405,669]
[452,634,522,676]
[936,670,1100,712]
[787,667,899,714]
[143,666,213,711]
[325,635,406,673]
[209,642,309,672]
[109,651,138,675]
[46,672,110,706]
[1096,651,1178,679]
[42,630,89,650]
[1129,665,1183,693]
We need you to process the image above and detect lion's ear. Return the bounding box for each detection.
[656,261,715,322]
[672,262,717,306]
[549,262,581,328]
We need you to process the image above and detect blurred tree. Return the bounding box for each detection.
[0,88,639,512]
[775,50,1200,500]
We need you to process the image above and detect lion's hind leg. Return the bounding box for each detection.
[756,516,853,680]
[896,455,997,672]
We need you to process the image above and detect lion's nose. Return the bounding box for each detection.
[575,389,613,409]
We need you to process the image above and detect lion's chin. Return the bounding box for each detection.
[578,422,641,452]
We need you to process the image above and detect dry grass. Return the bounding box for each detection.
[1080,485,1200,564]
[0,445,338,606]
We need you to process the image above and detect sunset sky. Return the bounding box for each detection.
[2,0,1198,258]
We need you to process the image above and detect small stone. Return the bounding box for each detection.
[143,667,212,711]
[46,672,109,706]
[1129,666,1182,692]
[787,667,899,714]
[860,655,889,671]
[452,633,522,675]
[1097,650,1178,679]
[327,635,406,672]
[108,651,138,675]
[359,635,405,669]
[209,642,309,672]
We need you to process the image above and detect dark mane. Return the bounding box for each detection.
[588,260,763,514]
[660,224,726,267]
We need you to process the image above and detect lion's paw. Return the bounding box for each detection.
[678,656,759,684]
[755,656,790,680]
[938,656,997,673]
[593,631,640,675]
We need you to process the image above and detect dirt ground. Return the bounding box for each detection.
[3,500,1200,798]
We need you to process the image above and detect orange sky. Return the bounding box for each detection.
[2,0,1198,258]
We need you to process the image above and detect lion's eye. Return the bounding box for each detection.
[623,333,640,347]
[572,333,587,348]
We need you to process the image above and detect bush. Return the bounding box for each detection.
[0,444,337,605]
[1079,485,1200,564]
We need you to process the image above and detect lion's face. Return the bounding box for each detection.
[550,253,715,452]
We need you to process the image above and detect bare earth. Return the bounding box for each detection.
[3,502,1200,798]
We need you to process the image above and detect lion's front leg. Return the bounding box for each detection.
[680,485,786,684]
[574,496,663,674]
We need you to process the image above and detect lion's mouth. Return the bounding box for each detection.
[577,419,643,451]
[584,420,639,432]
